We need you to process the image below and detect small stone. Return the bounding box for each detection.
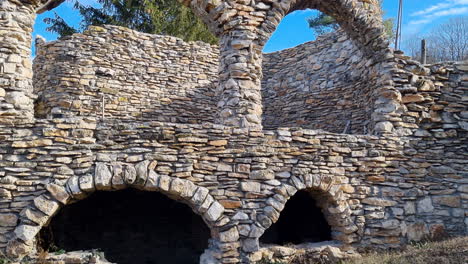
[135,160,150,186]
[0,213,18,227]
[402,94,425,103]
[95,163,112,190]
[232,212,249,220]
[168,178,184,195]
[374,121,393,133]
[459,121,468,131]
[275,171,291,178]
[14,225,41,242]
[242,238,259,253]
[362,198,397,207]
[124,165,137,184]
[204,201,224,222]
[45,183,70,204]
[34,196,59,216]
[240,182,261,192]
[20,207,47,226]
[417,197,434,213]
[250,170,274,180]
[3,63,16,73]
[406,222,428,241]
[208,140,228,146]
[430,166,455,176]
[191,187,209,206]
[404,202,416,215]
[433,195,461,207]
[219,226,239,242]
[220,199,242,209]
[5,91,30,108]
[12,139,53,148]
[237,164,251,173]
[79,174,95,192]
[217,163,232,172]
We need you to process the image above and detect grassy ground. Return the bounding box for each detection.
[282,236,468,264]
[345,236,468,264]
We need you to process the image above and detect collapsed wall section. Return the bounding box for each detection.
[262,32,381,134]
[33,25,219,123]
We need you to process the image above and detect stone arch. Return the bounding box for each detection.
[257,0,399,134]
[6,161,229,261]
[247,174,359,253]
[257,0,389,56]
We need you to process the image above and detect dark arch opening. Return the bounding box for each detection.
[39,189,211,264]
[260,190,332,245]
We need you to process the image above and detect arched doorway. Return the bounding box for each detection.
[260,190,332,245]
[39,189,211,264]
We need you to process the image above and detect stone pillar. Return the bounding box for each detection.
[0,0,37,125]
[216,29,263,130]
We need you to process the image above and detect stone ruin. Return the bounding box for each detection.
[0,0,467,263]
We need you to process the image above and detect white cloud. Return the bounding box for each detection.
[411,2,453,17]
[407,0,468,27]
[401,0,467,46]
[410,0,468,17]
[432,6,468,17]
[408,19,432,26]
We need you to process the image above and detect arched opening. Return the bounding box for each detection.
[260,1,391,134]
[260,190,332,245]
[38,189,211,264]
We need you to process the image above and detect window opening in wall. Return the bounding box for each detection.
[260,190,332,245]
[39,189,211,264]
[263,9,321,53]
[261,7,378,134]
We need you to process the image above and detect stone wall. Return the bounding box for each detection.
[262,31,379,134]
[33,25,219,124]
[34,27,384,134]
[0,0,36,125]
[0,0,467,263]
[0,111,465,263]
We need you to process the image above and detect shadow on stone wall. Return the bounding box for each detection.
[262,31,380,134]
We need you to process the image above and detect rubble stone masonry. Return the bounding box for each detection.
[0,0,466,263]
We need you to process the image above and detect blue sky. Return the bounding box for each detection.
[33,0,468,54]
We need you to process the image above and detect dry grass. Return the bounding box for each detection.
[346,236,468,264]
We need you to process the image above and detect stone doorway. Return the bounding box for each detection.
[260,190,332,245]
[39,189,211,264]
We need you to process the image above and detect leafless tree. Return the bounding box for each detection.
[403,16,467,63]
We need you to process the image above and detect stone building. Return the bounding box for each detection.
[0,0,466,263]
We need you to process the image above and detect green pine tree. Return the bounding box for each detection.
[44,0,218,44]
[307,0,395,40]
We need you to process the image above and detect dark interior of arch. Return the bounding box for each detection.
[39,189,210,264]
[260,190,332,245]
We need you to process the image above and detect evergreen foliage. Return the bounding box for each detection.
[307,0,395,40]
[44,0,218,44]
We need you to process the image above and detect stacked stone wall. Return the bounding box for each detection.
[33,25,219,124]
[390,57,468,239]
[0,1,36,125]
[0,115,466,262]
[262,31,380,134]
[0,0,467,263]
[34,27,385,135]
